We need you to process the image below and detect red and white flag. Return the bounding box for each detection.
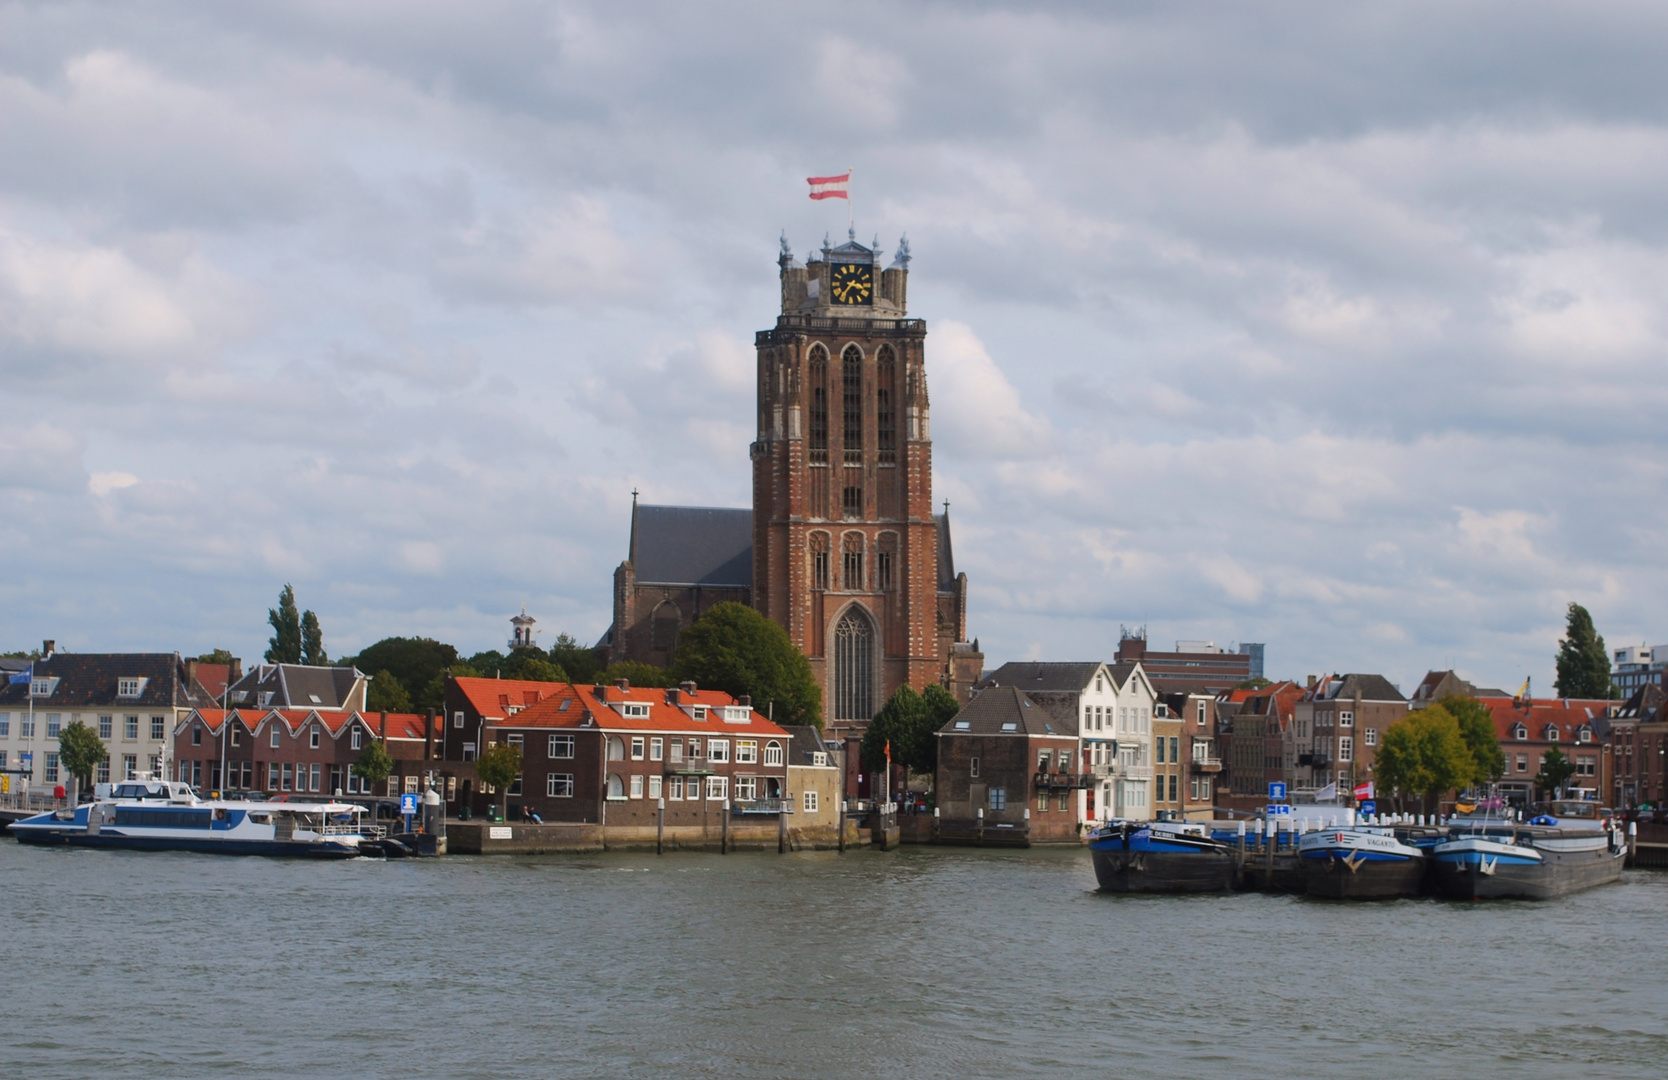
[807,172,850,200]
[1353,780,1375,800]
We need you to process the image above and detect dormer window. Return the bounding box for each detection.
[31,678,52,697]
[1545,725,1559,741]
[723,706,751,724]
[691,706,708,721]
[1513,723,1528,740]
[621,703,650,719]
[1578,726,1593,743]
[118,678,146,698]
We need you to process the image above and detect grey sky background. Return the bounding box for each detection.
[3,1,1665,693]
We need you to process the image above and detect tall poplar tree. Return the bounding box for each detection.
[300,610,328,665]
[1554,603,1614,699]
[266,584,302,664]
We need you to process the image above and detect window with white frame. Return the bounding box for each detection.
[970,757,980,778]
[310,726,320,749]
[549,734,574,758]
[705,776,728,800]
[648,775,662,799]
[629,774,644,799]
[454,711,465,728]
[1364,728,1377,747]
[630,736,645,760]
[734,776,758,801]
[547,773,574,798]
[736,740,758,764]
[708,739,729,763]
[1339,711,1354,727]
[46,715,61,738]
[691,706,708,721]
[764,741,783,766]
[150,716,165,740]
[622,703,650,719]
[44,752,59,782]
[1339,737,1353,762]
[118,678,142,698]
[351,726,361,750]
[124,715,138,740]
[650,737,663,761]
[688,738,702,758]
[270,727,281,748]
[668,776,684,800]
[803,790,819,813]
[98,715,112,739]
[122,754,137,780]
[32,678,51,697]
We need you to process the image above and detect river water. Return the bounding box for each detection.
[4,840,1665,1079]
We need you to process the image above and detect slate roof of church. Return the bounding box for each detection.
[633,505,754,587]
[977,662,1102,693]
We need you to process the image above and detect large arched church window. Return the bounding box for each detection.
[842,532,865,591]
[651,601,681,652]
[841,344,863,465]
[876,345,896,464]
[809,531,831,590]
[808,346,829,464]
[832,605,876,722]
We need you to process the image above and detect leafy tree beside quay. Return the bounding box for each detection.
[475,741,523,822]
[57,719,107,797]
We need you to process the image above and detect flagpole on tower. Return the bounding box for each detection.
[847,165,854,237]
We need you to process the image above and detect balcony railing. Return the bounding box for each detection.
[1033,771,1094,790]
[663,761,713,775]
[1190,757,1224,774]
[1088,762,1153,781]
[732,798,792,815]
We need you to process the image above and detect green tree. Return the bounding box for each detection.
[476,741,523,821]
[300,610,328,666]
[351,739,394,795]
[596,661,673,688]
[1555,602,1615,699]
[419,662,482,715]
[365,670,414,713]
[863,686,928,777]
[266,584,302,664]
[1441,695,1505,784]
[669,602,822,728]
[549,632,604,685]
[58,719,107,794]
[1374,705,1476,815]
[1234,676,1274,691]
[515,657,569,683]
[196,648,235,665]
[345,637,461,710]
[1534,747,1577,798]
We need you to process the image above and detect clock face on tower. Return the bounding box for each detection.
[829,263,873,305]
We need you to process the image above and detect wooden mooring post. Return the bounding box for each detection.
[656,798,664,855]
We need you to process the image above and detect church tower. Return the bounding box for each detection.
[752,232,979,734]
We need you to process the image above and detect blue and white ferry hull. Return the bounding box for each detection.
[1431,830,1623,900]
[10,785,370,859]
[1297,829,1428,899]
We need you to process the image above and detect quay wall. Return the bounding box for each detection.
[446,819,861,855]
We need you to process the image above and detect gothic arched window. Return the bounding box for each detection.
[809,531,831,591]
[876,345,896,464]
[842,532,865,591]
[832,606,877,722]
[808,345,829,464]
[876,531,898,592]
[842,344,863,465]
[651,601,681,652]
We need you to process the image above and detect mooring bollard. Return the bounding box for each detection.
[657,797,665,855]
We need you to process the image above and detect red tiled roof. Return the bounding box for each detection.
[1480,698,1603,744]
[369,712,429,741]
[452,676,564,719]
[502,683,791,739]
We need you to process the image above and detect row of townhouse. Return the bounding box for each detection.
[935,659,1228,840]
[435,676,846,841]
[170,707,443,799]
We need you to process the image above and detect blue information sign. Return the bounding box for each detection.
[1267,781,1287,801]
[1359,800,1376,815]
[1266,803,1293,816]
[399,793,419,816]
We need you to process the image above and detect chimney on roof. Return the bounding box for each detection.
[186,657,199,686]
[42,639,55,660]
[593,684,607,701]
[1306,675,1317,690]
[425,708,435,761]
[616,678,630,692]
[230,657,243,683]
[739,694,752,708]
[582,709,594,726]
[666,688,682,706]
[680,680,697,694]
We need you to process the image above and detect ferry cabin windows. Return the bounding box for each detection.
[98,715,112,739]
[125,715,138,740]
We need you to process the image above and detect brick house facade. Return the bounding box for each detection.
[935,686,1084,842]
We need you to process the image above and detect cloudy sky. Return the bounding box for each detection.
[3,1,1666,694]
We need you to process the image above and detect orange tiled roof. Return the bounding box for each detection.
[503,682,792,739]
[452,676,564,719]
[1480,698,1603,743]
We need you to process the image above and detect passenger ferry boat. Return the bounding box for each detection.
[9,778,378,859]
[1297,825,1439,899]
[1431,800,1624,901]
[1088,820,1238,893]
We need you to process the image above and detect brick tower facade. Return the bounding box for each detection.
[751,233,979,734]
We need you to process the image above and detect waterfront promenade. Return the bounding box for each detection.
[4,841,1664,1079]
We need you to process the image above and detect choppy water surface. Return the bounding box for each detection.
[3,840,1665,1079]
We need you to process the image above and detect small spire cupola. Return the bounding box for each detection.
[509,607,538,651]
[780,229,909,318]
